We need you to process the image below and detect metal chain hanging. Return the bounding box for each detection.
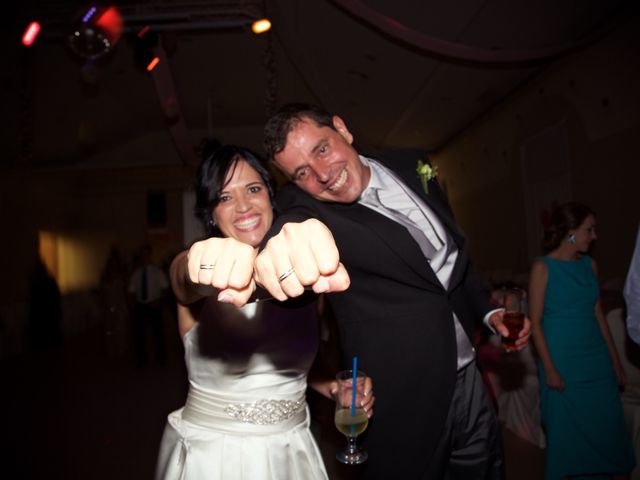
[263,30,277,118]
[262,0,277,118]
[18,50,34,167]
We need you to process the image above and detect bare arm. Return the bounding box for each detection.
[529,259,565,391]
[176,302,197,338]
[170,250,212,305]
[591,259,626,386]
[306,295,338,399]
[306,296,374,417]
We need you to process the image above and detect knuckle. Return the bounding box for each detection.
[263,235,279,252]
[281,222,297,236]
[295,269,317,285]
[305,218,321,230]
[285,283,305,297]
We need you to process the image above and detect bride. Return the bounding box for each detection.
[155,144,373,480]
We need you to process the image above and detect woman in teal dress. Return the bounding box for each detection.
[529,202,634,479]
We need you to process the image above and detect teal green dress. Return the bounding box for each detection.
[539,255,635,479]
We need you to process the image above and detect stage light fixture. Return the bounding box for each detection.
[67,5,123,60]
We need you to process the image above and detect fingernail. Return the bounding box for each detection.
[217,292,231,303]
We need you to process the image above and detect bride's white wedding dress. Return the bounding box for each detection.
[155,298,328,480]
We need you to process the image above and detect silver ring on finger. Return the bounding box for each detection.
[200,264,216,270]
[278,267,295,283]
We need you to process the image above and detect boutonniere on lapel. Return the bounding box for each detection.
[416,159,438,194]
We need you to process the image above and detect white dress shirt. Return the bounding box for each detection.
[358,156,476,369]
[128,264,169,304]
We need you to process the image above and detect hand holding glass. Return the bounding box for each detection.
[334,369,369,465]
[501,287,525,348]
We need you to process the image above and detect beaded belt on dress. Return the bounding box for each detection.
[181,383,307,435]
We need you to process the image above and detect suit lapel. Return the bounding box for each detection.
[374,155,469,291]
[334,202,445,289]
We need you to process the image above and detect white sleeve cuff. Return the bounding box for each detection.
[484,308,504,334]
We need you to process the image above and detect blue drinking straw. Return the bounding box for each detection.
[351,356,358,416]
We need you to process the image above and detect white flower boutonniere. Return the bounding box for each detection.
[416,160,438,194]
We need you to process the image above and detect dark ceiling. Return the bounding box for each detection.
[2,0,635,169]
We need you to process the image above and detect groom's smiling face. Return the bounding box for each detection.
[274,116,371,204]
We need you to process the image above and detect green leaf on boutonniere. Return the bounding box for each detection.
[416,160,438,194]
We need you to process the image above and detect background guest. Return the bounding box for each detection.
[128,244,169,367]
[27,257,63,351]
[100,247,130,358]
[528,201,634,479]
[624,226,640,345]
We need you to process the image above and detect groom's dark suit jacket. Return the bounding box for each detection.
[268,149,492,479]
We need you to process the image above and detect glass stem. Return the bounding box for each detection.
[347,435,358,453]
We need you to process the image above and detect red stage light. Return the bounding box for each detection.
[68,5,123,60]
[137,26,150,38]
[22,21,41,46]
[146,57,160,72]
[95,6,123,44]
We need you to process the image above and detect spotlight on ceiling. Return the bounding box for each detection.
[251,18,271,35]
[68,5,123,60]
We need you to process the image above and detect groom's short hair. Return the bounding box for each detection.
[264,103,336,162]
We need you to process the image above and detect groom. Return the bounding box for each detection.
[251,103,531,479]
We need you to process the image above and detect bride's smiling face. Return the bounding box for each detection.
[212,159,273,248]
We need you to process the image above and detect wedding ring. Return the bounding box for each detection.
[199,264,216,270]
[278,267,295,283]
